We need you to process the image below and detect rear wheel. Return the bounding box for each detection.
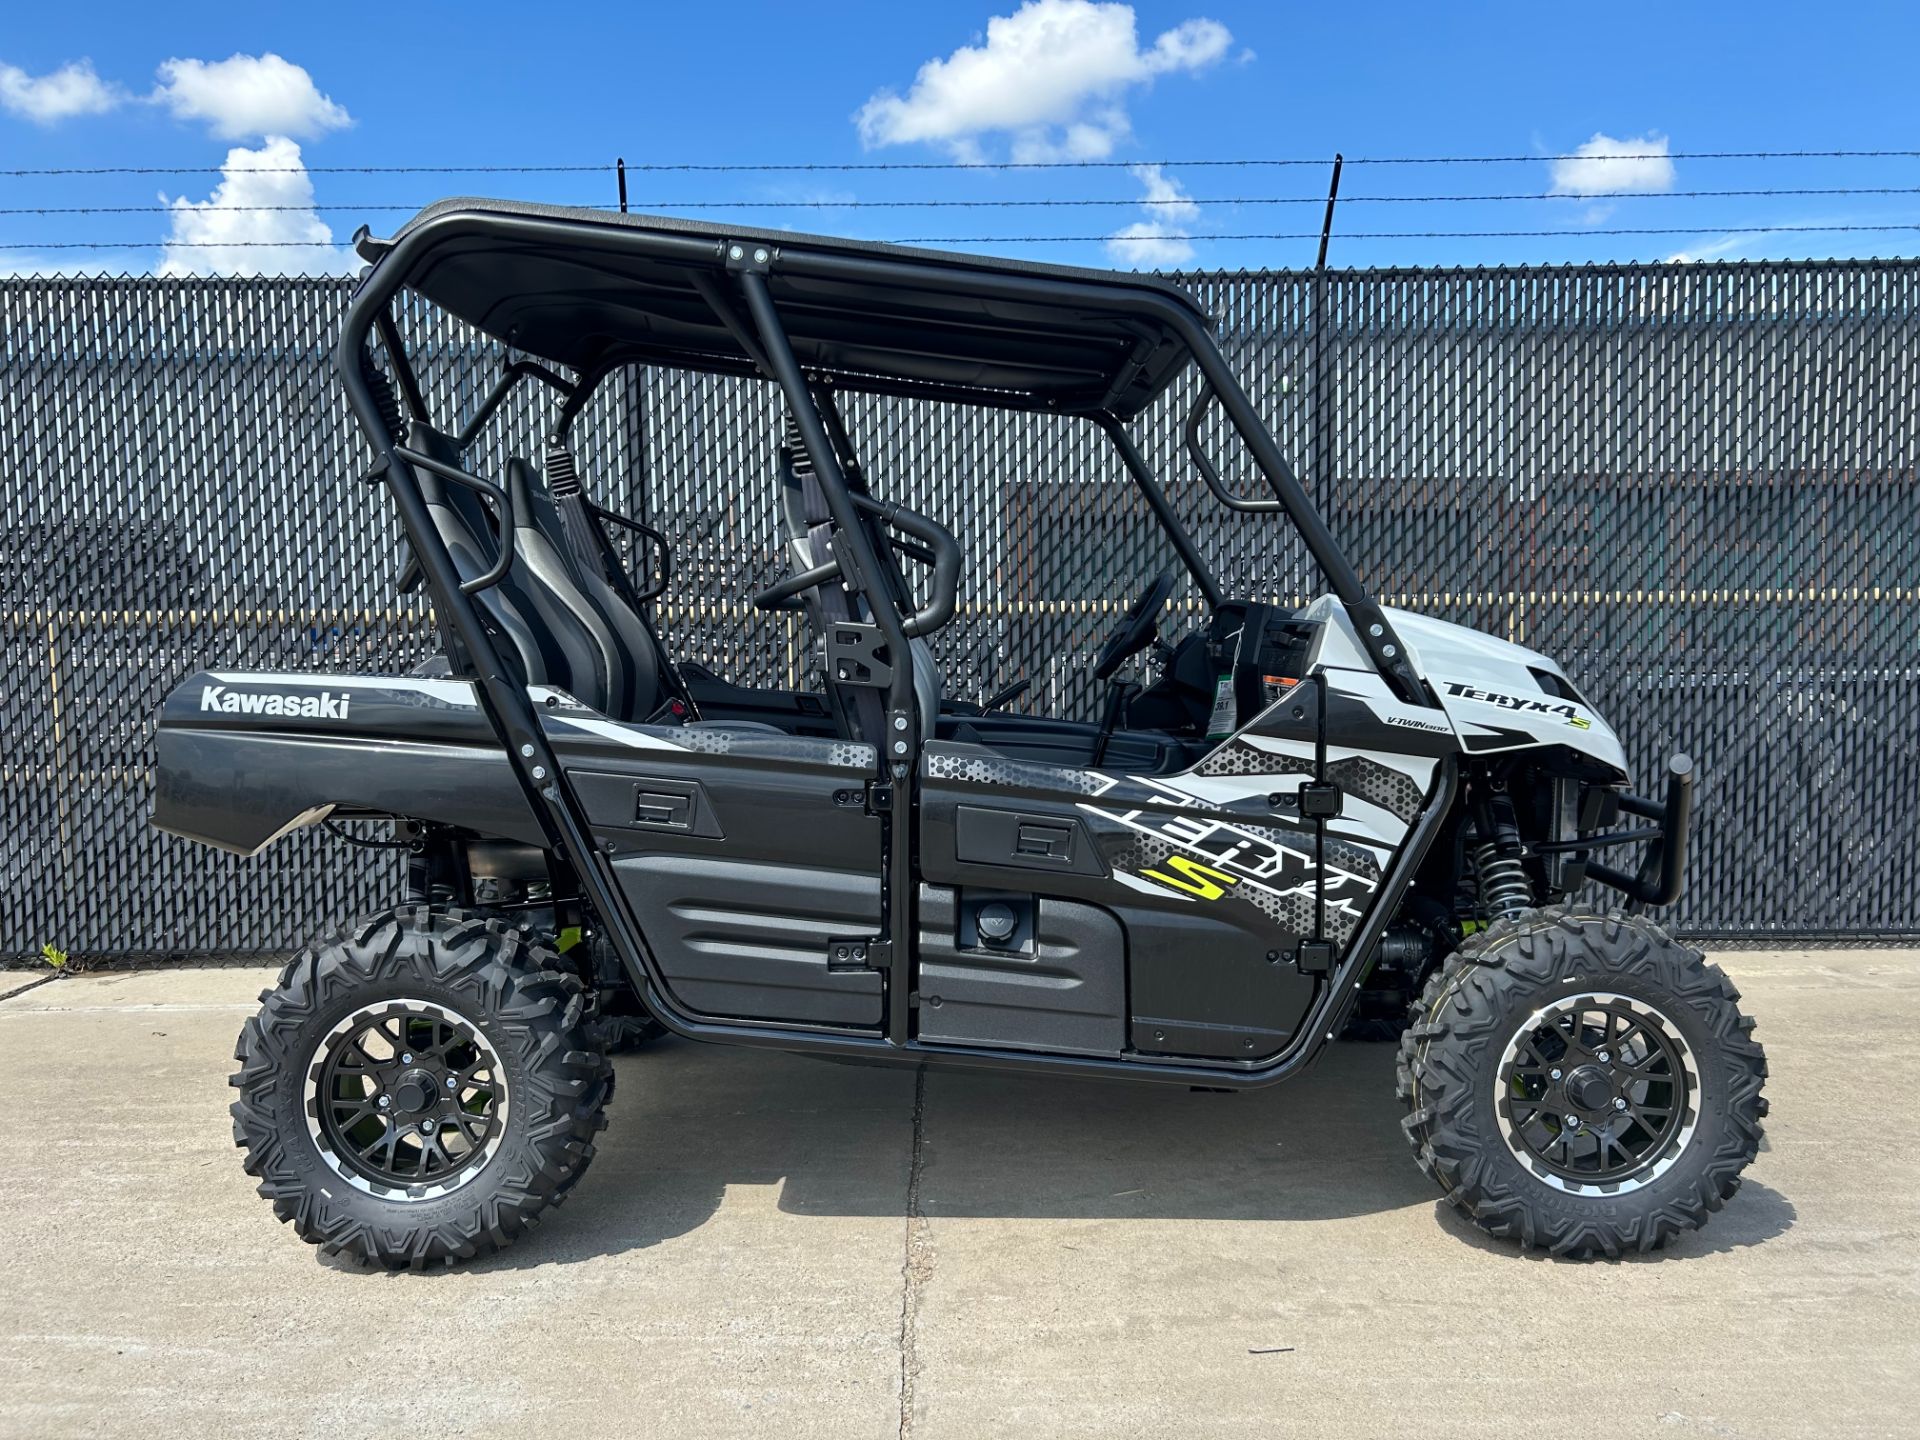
[230,907,613,1268]
[1396,907,1767,1257]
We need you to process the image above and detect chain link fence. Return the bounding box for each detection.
[4,259,1916,961]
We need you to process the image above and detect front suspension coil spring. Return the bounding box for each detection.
[1473,841,1534,922]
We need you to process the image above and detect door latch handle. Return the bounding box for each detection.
[1014,821,1071,860]
[633,791,693,827]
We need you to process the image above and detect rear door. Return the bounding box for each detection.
[543,699,886,1028]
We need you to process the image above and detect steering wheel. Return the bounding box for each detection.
[1092,566,1179,682]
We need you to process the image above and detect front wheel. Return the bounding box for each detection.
[1396,908,1768,1257]
[230,907,613,1269]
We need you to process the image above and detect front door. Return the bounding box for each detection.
[913,669,1442,1062]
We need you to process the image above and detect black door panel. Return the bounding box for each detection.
[916,886,1125,1056]
[1125,906,1311,1058]
[547,716,885,1028]
[919,740,1326,1059]
[616,855,882,1025]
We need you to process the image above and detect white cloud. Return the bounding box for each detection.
[1133,162,1199,222]
[154,53,350,140]
[157,137,355,278]
[1549,132,1676,196]
[1665,232,1754,264]
[1106,163,1197,266]
[856,0,1232,161]
[0,52,350,142]
[1106,221,1195,265]
[0,57,123,123]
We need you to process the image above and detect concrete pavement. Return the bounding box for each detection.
[1,950,1914,1439]
[0,969,55,1001]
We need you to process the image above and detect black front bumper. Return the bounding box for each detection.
[1587,753,1695,907]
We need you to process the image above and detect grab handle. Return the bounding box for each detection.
[391,445,518,595]
[1184,387,1283,513]
[850,493,960,638]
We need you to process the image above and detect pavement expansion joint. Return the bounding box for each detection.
[898,1064,932,1440]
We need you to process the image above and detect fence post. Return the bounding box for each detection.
[1309,155,1343,531]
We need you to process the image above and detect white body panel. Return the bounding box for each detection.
[1298,597,1631,776]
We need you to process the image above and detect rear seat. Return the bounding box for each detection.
[408,426,678,723]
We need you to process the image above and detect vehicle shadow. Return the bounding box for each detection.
[443,1034,1792,1272]
[452,1036,1460,1271]
[900,1037,1436,1225]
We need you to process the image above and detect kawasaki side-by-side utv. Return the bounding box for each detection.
[154,200,1767,1267]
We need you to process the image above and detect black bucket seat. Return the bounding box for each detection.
[409,426,672,722]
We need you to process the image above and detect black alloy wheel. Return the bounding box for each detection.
[1397,907,1768,1257]
[1495,992,1696,1194]
[309,1000,508,1198]
[232,907,613,1268]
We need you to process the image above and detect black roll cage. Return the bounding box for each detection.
[338,207,1433,1087]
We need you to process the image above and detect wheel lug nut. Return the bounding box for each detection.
[446,1078,458,1089]
[401,1053,413,1064]
[1550,1068,1562,1081]
[378,1096,391,1109]
[1614,1097,1627,1110]
[419,1119,434,1132]
[1563,1114,1580,1128]
[1597,1050,1611,1063]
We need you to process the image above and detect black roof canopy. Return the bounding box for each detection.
[374,199,1209,419]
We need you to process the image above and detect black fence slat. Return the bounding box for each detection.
[3,260,1917,959]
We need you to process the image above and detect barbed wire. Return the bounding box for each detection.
[7,223,1917,253]
[6,185,1919,217]
[935,225,1920,243]
[4,149,1919,178]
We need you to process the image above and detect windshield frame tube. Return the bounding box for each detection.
[1094,411,1224,611]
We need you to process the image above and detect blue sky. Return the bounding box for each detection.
[3,1,1916,276]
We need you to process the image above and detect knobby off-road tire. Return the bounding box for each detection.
[590,974,669,1054]
[231,907,613,1269]
[1397,907,1768,1258]
[596,1012,669,1054]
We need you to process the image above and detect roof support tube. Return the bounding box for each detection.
[553,354,627,440]
[811,385,869,488]
[737,269,918,737]
[1165,317,1427,705]
[688,270,774,378]
[1173,345,1426,705]
[1093,412,1223,611]
[735,265,921,1047]
[372,307,428,423]
[458,359,576,451]
[336,239,682,1027]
